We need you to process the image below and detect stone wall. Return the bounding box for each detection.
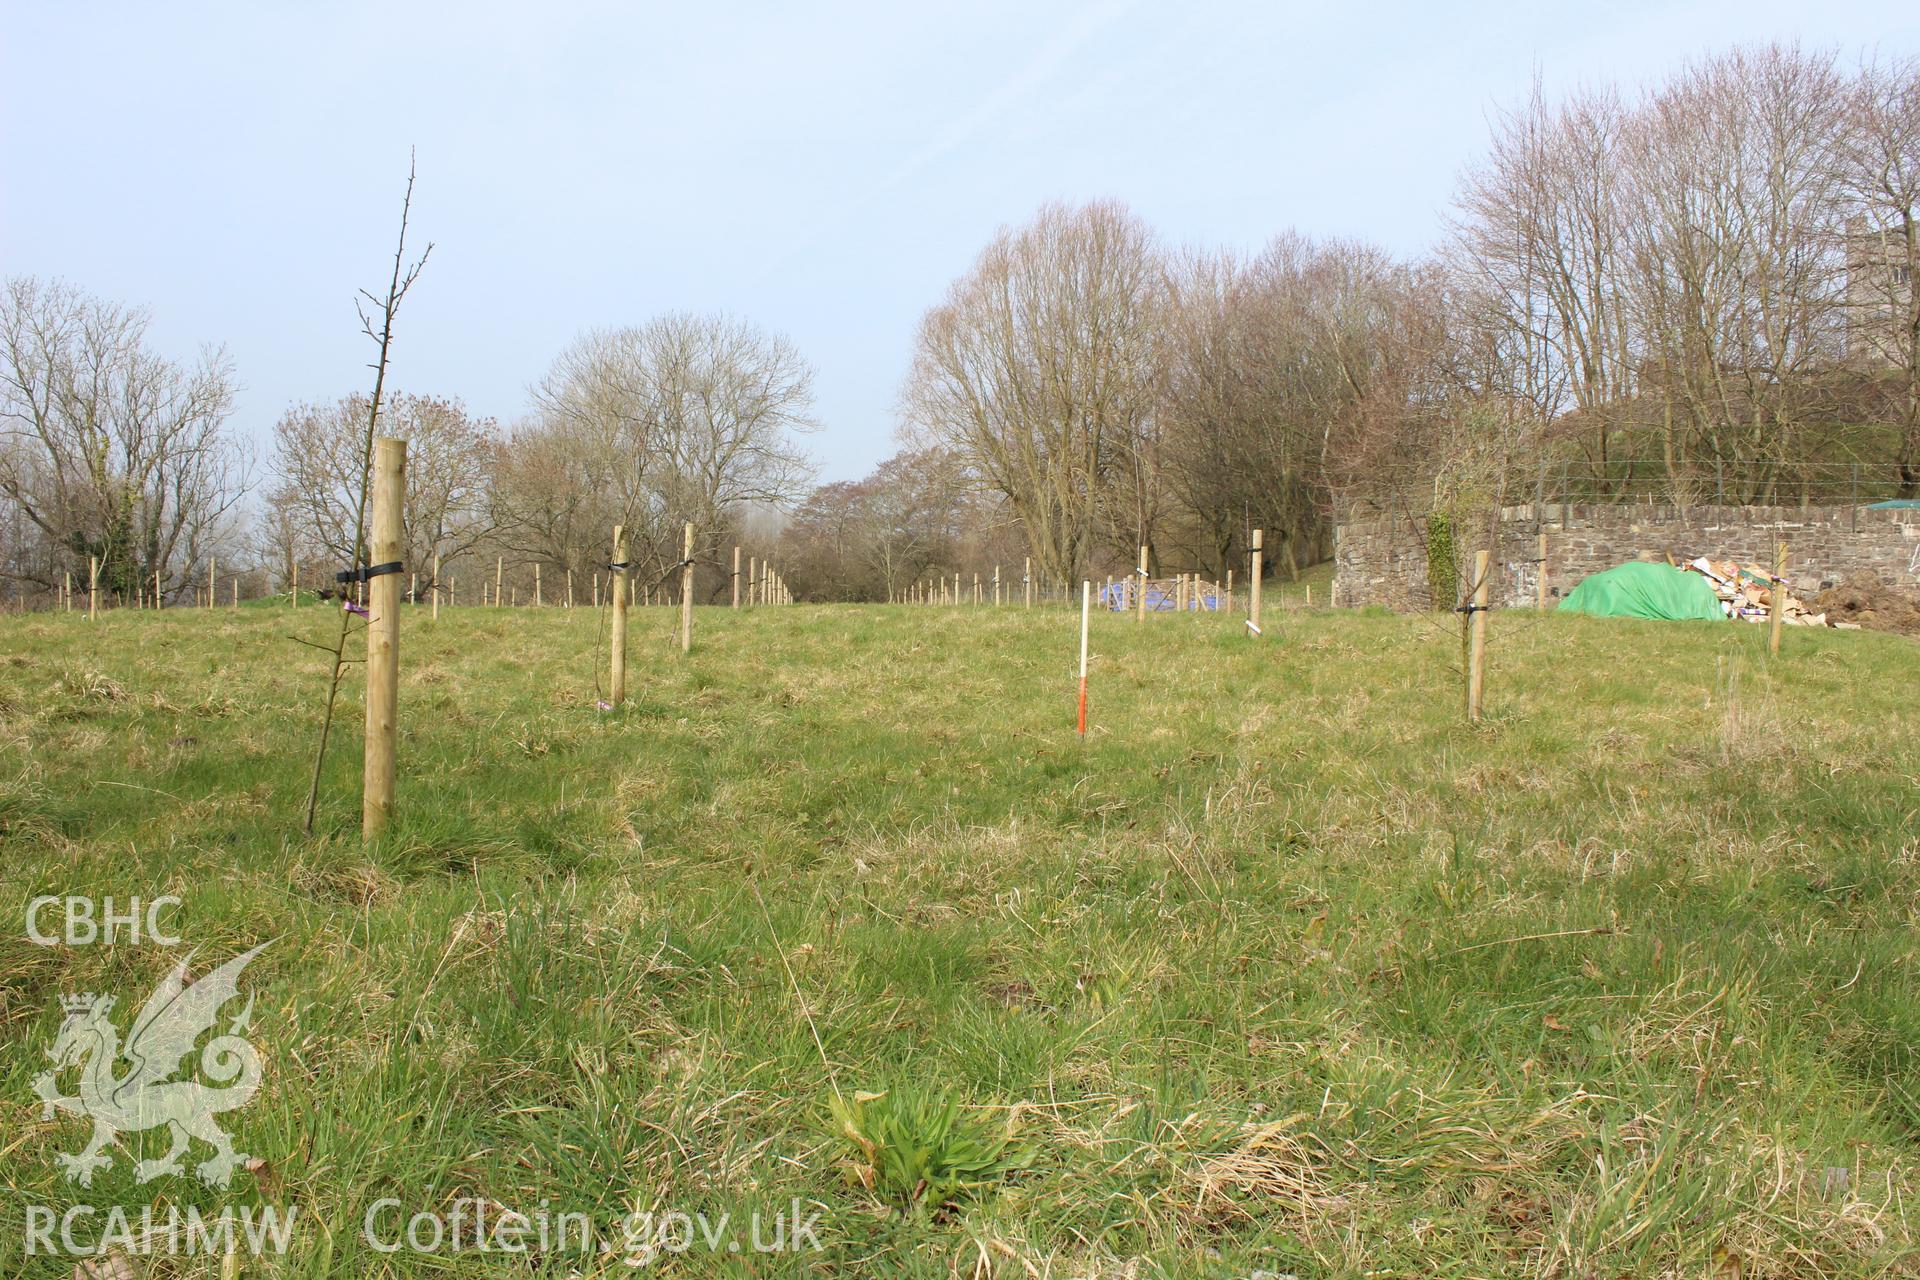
[1335,502,1920,611]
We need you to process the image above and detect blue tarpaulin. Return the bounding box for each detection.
[1099,581,1220,612]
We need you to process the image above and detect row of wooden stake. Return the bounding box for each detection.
[57,559,248,617]
[60,543,799,622]
[898,546,1306,617]
[103,438,1801,848]
[351,446,793,838]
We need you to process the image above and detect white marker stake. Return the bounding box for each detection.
[1077,579,1091,738]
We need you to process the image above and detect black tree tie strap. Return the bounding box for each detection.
[337,560,404,585]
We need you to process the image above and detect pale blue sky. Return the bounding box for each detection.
[4,1,1915,481]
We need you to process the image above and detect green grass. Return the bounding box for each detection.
[1264,557,1335,607]
[2,599,1917,1277]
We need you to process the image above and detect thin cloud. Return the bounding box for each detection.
[758,0,1140,277]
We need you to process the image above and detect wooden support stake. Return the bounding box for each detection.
[1226,568,1234,613]
[732,546,741,608]
[88,557,98,620]
[680,522,695,653]
[495,556,503,607]
[1769,539,1787,658]
[363,437,406,839]
[535,563,542,607]
[1536,531,1548,611]
[154,567,163,610]
[432,554,441,621]
[232,577,238,609]
[1247,529,1263,637]
[207,556,215,611]
[1136,545,1148,623]
[1466,549,1491,724]
[1077,580,1091,737]
[1024,556,1032,608]
[609,525,630,704]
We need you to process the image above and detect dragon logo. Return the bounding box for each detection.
[33,943,268,1188]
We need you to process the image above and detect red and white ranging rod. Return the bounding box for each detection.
[1077,579,1091,737]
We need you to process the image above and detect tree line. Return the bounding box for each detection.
[851,44,1917,598]
[4,44,1913,607]
[1,298,817,606]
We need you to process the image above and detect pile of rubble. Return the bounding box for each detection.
[1682,557,1844,628]
[1813,572,1920,638]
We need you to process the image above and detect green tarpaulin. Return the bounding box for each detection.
[1556,561,1726,622]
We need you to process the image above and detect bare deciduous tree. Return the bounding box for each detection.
[269,392,496,577]
[1837,55,1920,492]
[783,447,986,600]
[903,201,1164,582]
[518,314,817,584]
[0,277,245,601]
[1453,79,1630,473]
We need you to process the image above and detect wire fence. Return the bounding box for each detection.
[1340,457,1919,518]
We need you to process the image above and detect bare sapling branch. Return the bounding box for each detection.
[300,154,433,834]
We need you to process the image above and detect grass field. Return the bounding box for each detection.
[3,597,1918,1278]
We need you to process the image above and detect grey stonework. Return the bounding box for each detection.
[1335,503,1920,612]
